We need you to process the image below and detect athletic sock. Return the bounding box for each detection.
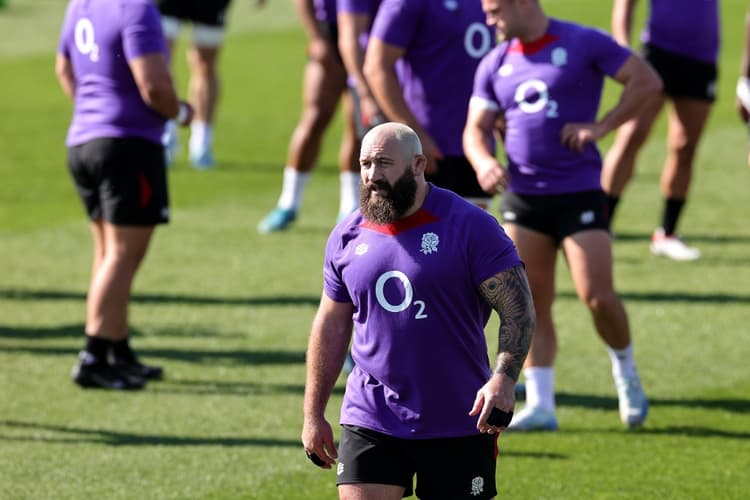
[82,336,110,364]
[661,197,685,236]
[523,366,555,412]
[277,166,310,211]
[605,194,620,229]
[339,171,361,216]
[189,120,213,155]
[607,343,637,379]
[111,337,137,365]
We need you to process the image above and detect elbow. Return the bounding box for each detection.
[362,57,382,89]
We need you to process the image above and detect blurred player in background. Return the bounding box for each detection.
[736,5,750,170]
[257,0,361,233]
[337,0,385,140]
[364,0,496,208]
[464,0,661,430]
[157,0,265,169]
[57,0,193,389]
[602,0,720,261]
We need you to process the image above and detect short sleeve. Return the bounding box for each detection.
[121,0,166,61]
[370,0,423,49]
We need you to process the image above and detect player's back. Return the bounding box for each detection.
[58,0,168,146]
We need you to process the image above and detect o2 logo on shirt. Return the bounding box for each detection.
[375,271,428,320]
[514,79,558,118]
[464,22,492,59]
[74,18,100,62]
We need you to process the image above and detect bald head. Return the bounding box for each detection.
[358,122,429,222]
[362,122,423,160]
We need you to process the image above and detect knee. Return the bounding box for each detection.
[582,291,619,316]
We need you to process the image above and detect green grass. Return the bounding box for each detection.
[1,0,750,498]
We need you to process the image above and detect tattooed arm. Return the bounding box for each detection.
[469,264,535,433]
[479,264,535,381]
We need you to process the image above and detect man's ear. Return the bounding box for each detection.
[413,154,427,175]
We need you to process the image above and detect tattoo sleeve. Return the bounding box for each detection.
[479,264,536,382]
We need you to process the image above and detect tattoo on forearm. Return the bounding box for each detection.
[479,265,536,382]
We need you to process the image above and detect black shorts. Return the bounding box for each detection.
[67,137,169,226]
[428,156,491,200]
[155,0,231,26]
[337,425,498,499]
[642,43,718,102]
[499,189,607,245]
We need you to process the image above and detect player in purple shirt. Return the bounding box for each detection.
[258,0,362,233]
[737,4,750,170]
[156,0,264,169]
[364,0,496,207]
[337,0,385,139]
[464,0,662,431]
[57,0,192,389]
[602,0,720,261]
[302,122,535,499]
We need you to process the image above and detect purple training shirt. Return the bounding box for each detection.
[642,0,719,64]
[57,0,169,147]
[324,185,523,438]
[370,0,495,156]
[470,19,632,195]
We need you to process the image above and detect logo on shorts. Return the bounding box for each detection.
[337,462,345,475]
[470,476,484,496]
[355,243,369,256]
[580,210,594,225]
[420,232,439,254]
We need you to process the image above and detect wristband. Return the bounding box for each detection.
[176,101,189,125]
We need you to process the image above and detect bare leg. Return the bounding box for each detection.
[187,45,220,124]
[286,56,348,172]
[601,93,665,197]
[86,223,154,341]
[562,230,630,350]
[660,98,712,200]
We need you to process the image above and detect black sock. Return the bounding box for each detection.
[111,337,137,364]
[661,198,685,236]
[605,195,620,230]
[83,336,110,364]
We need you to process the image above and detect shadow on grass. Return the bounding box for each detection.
[0,420,566,458]
[150,379,344,397]
[0,420,301,447]
[5,344,306,365]
[0,323,83,339]
[556,289,750,304]
[612,231,750,245]
[556,391,750,415]
[6,285,750,307]
[0,287,320,307]
[0,342,305,366]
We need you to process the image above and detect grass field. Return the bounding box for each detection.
[1,0,749,498]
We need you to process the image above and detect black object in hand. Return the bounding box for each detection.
[306,451,326,467]
[487,407,513,427]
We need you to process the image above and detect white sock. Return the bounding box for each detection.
[524,366,555,412]
[189,120,213,155]
[339,171,361,216]
[162,120,177,146]
[277,166,310,211]
[608,343,637,379]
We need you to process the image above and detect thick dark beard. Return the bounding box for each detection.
[360,169,418,224]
